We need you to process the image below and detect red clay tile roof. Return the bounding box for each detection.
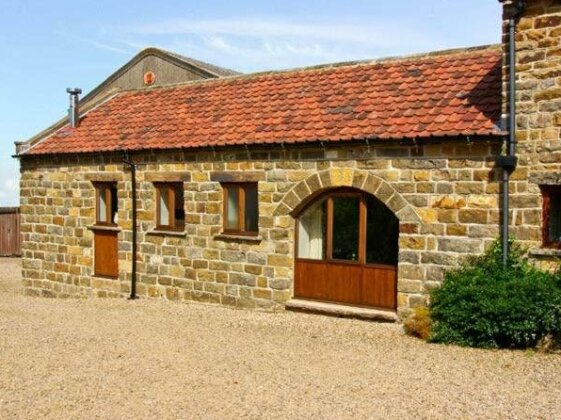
[24,46,503,156]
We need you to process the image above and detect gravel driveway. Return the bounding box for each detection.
[1,258,560,419]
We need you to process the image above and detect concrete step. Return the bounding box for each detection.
[285,298,397,323]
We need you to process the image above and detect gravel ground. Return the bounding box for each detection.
[0,258,560,419]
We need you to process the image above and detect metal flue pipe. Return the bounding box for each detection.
[66,88,82,128]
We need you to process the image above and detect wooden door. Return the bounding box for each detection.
[0,208,21,256]
[92,182,119,278]
[94,230,118,278]
[294,260,396,309]
[294,189,398,310]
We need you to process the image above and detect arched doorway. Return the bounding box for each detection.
[294,188,399,310]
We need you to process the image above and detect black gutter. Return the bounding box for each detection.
[122,152,138,299]
[15,133,503,161]
[498,0,526,267]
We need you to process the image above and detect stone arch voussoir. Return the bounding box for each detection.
[273,168,421,224]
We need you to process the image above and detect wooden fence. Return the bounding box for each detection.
[0,207,21,256]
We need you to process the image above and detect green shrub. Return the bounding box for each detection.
[429,240,561,349]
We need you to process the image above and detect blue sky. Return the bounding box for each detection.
[0,0,503,206]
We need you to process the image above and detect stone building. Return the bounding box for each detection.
[15,0,561,320]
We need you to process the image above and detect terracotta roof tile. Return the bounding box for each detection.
[24,46,504,156]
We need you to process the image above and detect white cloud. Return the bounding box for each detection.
[106,15,449,71]
[55,30,134,56]
[199,36,335,64]
[203,36,259,58]
[0,177,19,206]
[4,179,18,191]
[127,17,434,49]
[56,9,500,74]
[119,36,338,71]
[87,40,132,55]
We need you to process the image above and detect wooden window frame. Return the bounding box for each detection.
[325,192,365,265]
[295,188,394,268]
[541,185,561,248]
[155,182,185,231]
[222,182,258,236]
[94,182,117,227]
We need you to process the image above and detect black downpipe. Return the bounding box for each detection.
[500,1,526,268]
[122,152,137,299]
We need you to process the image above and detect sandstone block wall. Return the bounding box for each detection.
[503,0,561,269]
[20,141,523,316]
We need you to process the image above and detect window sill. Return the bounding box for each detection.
[528,248,561,257]
[214,233,262,243]
[87,225,121,232]
[92,274,119,280]
[146,229,187,237]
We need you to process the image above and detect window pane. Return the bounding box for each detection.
[366,196,399,265]
[173,183,185,226]
[298,199,326,260]
[244,184,258,232]
[332,197,360,261]
[110,184,118,224]
[226,186,239,230]
[159,186,170,226]
[549,192,561,243]
[98,186,108,223]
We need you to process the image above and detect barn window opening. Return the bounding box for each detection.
[366,195,399,265]
[95,182,118,225]
[541,185,561,247]
[222,183,258,235]
[155,182,185,230]
[297,189,398,266]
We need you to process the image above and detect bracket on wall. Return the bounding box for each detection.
[364,138,371,155]
[412,137,419,155]
[496,155,518,173]
[499,0,528,19]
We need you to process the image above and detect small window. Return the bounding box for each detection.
[222,183,258,235]
[541,185,561,248]
[155,182,185,230]
[95,183,118,225]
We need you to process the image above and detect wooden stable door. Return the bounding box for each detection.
[294,260,397,309]
[0,209,21,256]
[94,230,118,278]
[93,182,119,278]
[294,189,399,310]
